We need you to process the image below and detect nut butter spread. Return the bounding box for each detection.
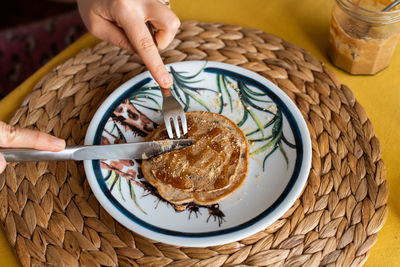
[328,0,400,75]
[142,111,249,205]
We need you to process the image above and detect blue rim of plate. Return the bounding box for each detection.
[89,63,305,238]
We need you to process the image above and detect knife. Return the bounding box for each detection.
[0,139,193,162]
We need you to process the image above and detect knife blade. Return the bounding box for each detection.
[0,139,194,162]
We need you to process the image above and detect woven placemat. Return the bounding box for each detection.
[1,21,388,267]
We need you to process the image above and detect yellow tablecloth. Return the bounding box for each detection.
[0,0,399,266]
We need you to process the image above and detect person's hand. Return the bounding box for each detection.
[0,122,65,173]
[77,0,180,89]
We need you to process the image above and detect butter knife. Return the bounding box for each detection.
[0,139,193,162]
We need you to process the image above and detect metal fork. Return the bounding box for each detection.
[161,90,188,138]
[146,21,188,138]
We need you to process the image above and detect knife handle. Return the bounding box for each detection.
[0,147,78,162]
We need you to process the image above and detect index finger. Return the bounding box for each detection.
[119,15,172,90]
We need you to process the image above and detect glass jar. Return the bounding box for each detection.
[328,0,400,75]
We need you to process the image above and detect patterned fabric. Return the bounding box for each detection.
[0,10,86,98]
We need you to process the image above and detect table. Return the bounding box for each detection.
[0,0,398,266]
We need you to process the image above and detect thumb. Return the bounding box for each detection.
[0,122,65,151]
[0,154,5,174]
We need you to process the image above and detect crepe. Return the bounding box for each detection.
[142,111,249,205]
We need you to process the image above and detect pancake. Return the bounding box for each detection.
[141,111,249,205]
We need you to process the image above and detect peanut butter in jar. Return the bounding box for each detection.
[328,0,400,75]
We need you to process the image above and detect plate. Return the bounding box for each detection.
[84,61,311,247]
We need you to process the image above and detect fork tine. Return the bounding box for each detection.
[172,116,181,138]
[165,117,174,139]
[180,114,188,135]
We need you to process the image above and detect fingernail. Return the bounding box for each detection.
[52,138,66,149]
[162,74,173,88]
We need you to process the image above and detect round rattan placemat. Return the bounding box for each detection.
[0,21,388,267]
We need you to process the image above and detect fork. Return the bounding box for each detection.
[146,21,188,139]
[161,89,188,138]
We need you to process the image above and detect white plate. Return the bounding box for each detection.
[84,61,311,247]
